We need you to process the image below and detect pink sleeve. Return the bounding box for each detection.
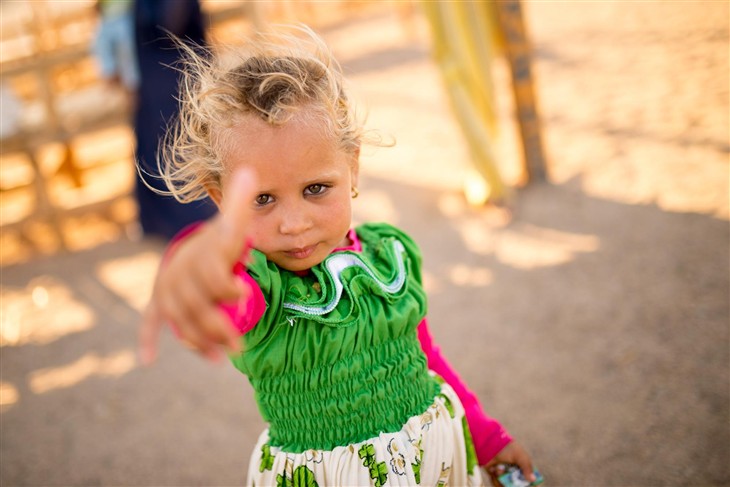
[166,222,266,335]
[219,262,266,335]
[417,318,513,465]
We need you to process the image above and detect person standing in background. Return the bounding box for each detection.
[93,0,139,97]
[133,0,217,240]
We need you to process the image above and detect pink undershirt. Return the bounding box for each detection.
[171,226,512,464]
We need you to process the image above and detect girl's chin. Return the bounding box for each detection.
[273,251,326,272]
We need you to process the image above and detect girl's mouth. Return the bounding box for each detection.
[285,245,317,259]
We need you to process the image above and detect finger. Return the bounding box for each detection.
[171,311,221,360]
[153,279,213,353]
[181,289,240,350]
[167,228,244,306]
[514,450,536,483]
[185,262,244,352]
[194,252,245,303]
[217,167,258,261]
[482,467,501,487]
[484,462,506,487]
[522,465,536,484]
[203,306,243,353]
[176,325,226,363]
[139,302,164,366]
[170,277,241,353]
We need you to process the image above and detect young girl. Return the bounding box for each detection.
[139,26,537,487]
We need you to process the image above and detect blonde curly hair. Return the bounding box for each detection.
[156,25,372,203]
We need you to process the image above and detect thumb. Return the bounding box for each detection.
[216,167,258,262]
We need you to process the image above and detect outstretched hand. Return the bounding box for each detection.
[139,168,258,365]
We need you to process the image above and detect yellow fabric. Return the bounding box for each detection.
[420,0,505,202]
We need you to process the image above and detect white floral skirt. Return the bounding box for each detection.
[246,379,483,487]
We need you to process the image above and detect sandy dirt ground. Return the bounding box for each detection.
[1,2,728,486]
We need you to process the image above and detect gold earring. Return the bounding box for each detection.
[351,187,359,199]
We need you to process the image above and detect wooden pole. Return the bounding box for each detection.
[495,0,547,183]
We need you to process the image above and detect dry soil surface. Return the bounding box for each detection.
[1,2,728,486]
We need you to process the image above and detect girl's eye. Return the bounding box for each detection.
[305,184,327,195]
[255,194,272,206]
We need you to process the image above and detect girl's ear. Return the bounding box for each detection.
[204,183,225,211]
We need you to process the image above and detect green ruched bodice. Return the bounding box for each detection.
[229,223,440,452]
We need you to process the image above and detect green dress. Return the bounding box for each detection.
[234,223,482,486]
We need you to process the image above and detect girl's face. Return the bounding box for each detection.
[213,112,359,272]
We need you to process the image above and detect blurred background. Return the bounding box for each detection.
[1,1,728,485]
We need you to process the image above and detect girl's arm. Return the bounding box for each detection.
[416,318,512,464]
[139,169,258,364]
[417,319,537,482]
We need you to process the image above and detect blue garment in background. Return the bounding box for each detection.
[93,0,139,89]
[133,0,217,240]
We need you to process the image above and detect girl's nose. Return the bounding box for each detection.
[278,207,313,236]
